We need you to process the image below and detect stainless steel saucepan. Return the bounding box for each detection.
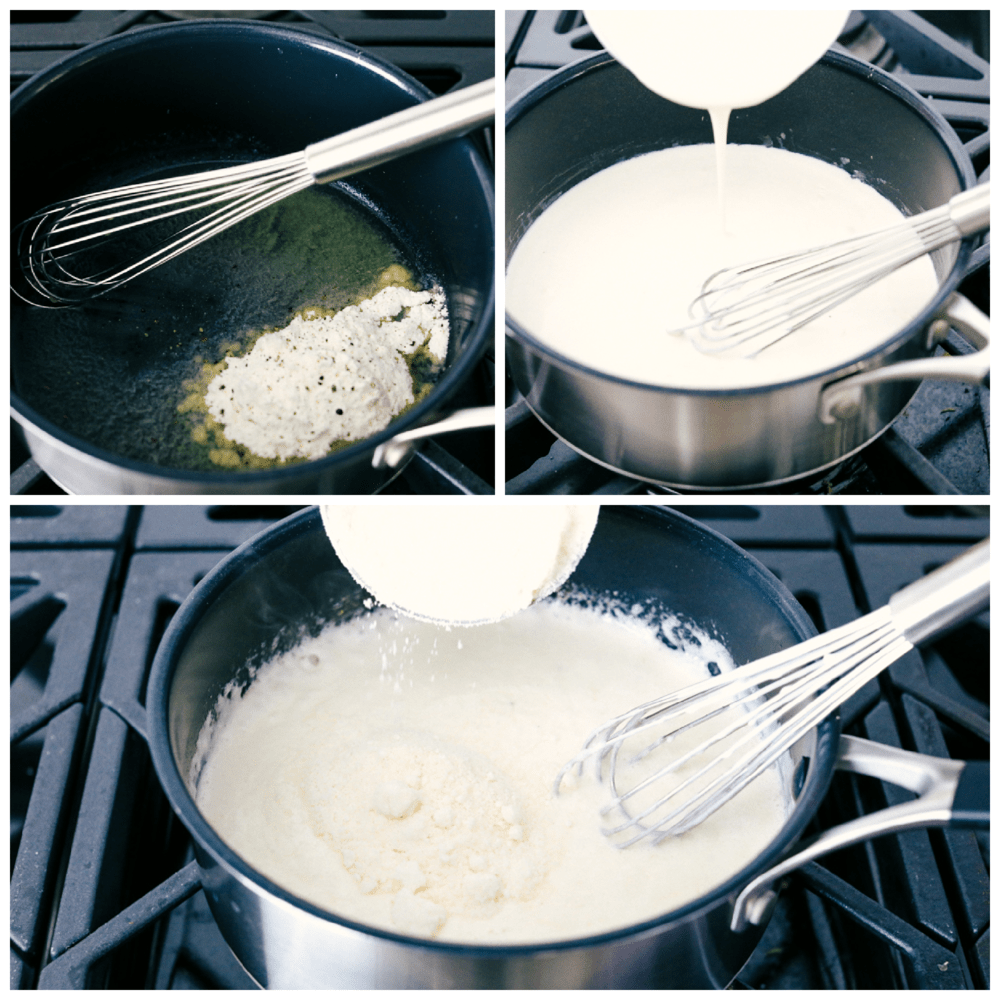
[11,21,495,495]
[147,506,987,987]
[505,51,989,490]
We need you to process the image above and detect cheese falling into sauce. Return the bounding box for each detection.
[193,598,791,944]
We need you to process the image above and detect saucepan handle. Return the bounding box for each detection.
[372,406,495,468]
[819,292,990,424]
[730,735,989,932]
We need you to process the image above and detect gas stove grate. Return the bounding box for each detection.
[11,10,495,92]
[9,505,989,989]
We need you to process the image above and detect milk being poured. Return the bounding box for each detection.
[584,10,849,112]
[584,10,850,225]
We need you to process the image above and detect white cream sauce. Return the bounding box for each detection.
[193,598,790,944]
[505,143,940,389]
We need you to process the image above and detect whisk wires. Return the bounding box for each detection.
[15,153,314,307]
[678,203,958,358]
[555,606,913,846]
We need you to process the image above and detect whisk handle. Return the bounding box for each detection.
[305,78,495,185]
[888,537,990,646]
[948,181,990,238]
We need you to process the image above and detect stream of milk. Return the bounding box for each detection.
[584,10,850,228]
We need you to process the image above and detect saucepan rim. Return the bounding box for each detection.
[503,48,976,396]
[148,504,841,956]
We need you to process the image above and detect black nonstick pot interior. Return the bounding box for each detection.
[149,505,840,985]
[11,21,494,483]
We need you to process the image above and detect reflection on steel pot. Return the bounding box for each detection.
[147,505,988,988]
[505,51,989,490]
[10,21,494,495]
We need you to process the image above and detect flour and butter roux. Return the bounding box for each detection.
[200,284,448,463]
[193,598,790,944]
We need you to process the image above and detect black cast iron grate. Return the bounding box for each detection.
[11,10,495,93]
[8,504,989,989]
[10,10,495,496]
[504,10,990,495]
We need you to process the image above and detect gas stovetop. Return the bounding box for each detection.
[504,11,990,495]
[10,10,495,496]
[10,504,989,989]
[10,10,495,93]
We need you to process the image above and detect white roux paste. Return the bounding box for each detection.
[204,285,448,461]
[321,504,601,625]
[506,144,940,389]
[193,598,790,944]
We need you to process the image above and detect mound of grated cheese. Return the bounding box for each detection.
[204,285,448,461]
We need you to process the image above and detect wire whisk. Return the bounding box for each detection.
[13,79,494,307]
[555,538,989,847]
[678,182,990,358]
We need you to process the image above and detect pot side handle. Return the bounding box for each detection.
[730,735,989,933]
[372,406,495,468]
[819,292,990,424]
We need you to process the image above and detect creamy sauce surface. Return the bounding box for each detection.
[194,597,790,944]
[506,143,940,389]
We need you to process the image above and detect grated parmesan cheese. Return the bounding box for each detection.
[203,285,448,461]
